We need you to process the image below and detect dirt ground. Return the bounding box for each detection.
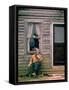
[18,74,64,82]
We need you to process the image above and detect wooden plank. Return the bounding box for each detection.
[18,16,64,21]
[18,9,64,17]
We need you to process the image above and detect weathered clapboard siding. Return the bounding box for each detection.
[18,9,64,17]
[18,9,64,76]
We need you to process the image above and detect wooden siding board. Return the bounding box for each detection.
[18,16,64,21]
[18,9,64,17]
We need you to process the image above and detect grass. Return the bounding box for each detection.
[18,72,65,82]
[18,74,45,82]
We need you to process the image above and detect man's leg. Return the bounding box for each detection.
[26,67,30,76]
[34,62,41,76]
[26,64,34,76]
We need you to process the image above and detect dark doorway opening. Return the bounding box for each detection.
[53,24,65,65]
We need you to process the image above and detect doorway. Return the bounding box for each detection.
[53,24,65,65]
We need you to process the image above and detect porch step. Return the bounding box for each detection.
[51,66,64,74]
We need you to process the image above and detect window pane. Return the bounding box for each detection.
[30,38,35,50]
[54,26,64,43]
[30,24,39,51]
[32,24,37,36]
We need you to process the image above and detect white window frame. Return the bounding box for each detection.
[24,19,43,54]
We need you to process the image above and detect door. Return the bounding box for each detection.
[53,24,65,65]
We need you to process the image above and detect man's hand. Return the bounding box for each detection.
[28,64,31,67]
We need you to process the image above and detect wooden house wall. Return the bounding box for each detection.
[18,9,64,76]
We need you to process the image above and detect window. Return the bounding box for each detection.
[53,24,65,65]
[27,23,40,54]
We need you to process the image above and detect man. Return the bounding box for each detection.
[26,48,42,77]
[30,33,39,51]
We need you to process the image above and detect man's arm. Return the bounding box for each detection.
[39,54,43,61]
[28,56,33,67]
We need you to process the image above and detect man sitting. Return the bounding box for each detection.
[26,48,42,77]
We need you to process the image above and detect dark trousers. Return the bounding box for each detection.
[26,62,41,76]
[33,62,41,75]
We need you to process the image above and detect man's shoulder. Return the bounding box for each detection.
[31,54,35,57]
